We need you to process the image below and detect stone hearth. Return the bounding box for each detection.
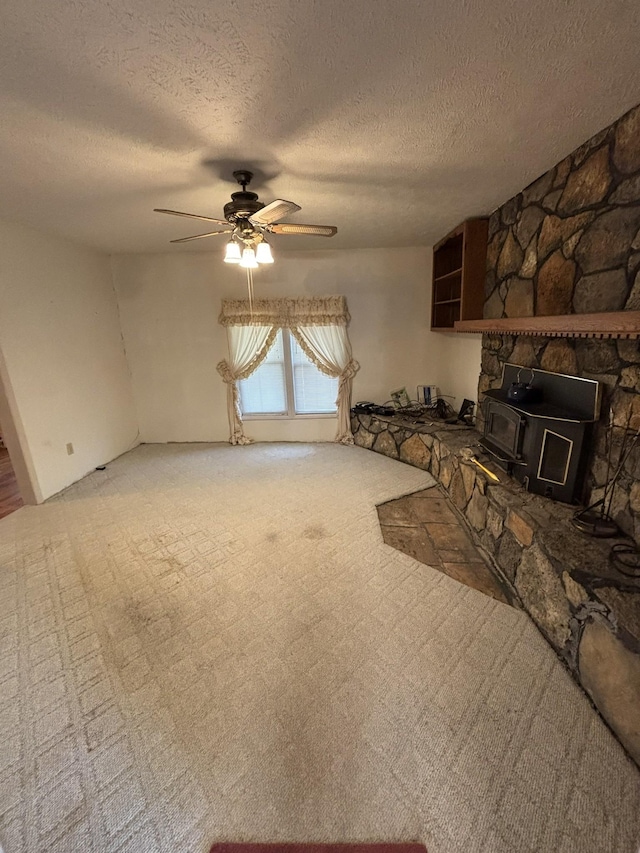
[352,410,640,768]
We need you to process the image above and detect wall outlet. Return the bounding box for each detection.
[66,443,74,456]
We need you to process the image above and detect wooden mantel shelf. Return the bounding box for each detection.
[454,311,640,339]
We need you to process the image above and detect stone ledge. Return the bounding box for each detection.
[352,410,640,767]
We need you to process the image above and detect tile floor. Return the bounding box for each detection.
[377,486,515,606]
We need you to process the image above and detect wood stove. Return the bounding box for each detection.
[480,364,601,503]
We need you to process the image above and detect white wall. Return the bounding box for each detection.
[429,332,483,411]
[0,219,139,500]
[112,246,476,443]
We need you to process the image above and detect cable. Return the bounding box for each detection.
[610,543,640,581]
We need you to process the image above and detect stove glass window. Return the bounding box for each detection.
[488,408,518,455]
[538,429,572,485]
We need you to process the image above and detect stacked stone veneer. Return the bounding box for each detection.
[480,102,640,541]
[352,411,640,768]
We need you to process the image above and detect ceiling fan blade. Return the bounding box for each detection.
[268,223,337,237]
[249,199,301,226]
[154,208,229,226]
[170,230,232,244]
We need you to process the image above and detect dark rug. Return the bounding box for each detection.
[211,844,427,853]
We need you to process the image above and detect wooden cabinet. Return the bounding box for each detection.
[430,218,488,331]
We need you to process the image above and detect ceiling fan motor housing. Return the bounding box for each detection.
[223,191,264,223]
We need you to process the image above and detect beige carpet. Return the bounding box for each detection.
[0,442,639,853]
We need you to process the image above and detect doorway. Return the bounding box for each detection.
[0,343,40,512]
[0,435,22,518]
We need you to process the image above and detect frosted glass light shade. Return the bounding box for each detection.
[239,247,258,269]
[224,241,241,263]
[255,242,274,264]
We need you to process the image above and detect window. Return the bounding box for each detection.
[239,329,338,417]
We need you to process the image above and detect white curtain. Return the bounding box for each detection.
[292,324,359,444]
[216,325,278,445]
[217,296,359,445]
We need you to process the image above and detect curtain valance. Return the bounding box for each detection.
[219,296,350,328]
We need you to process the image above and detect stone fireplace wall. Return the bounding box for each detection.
[480,102,640,540]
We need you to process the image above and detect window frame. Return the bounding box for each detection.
[241,328,338,421]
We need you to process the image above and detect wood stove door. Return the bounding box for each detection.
[483,399,526,460]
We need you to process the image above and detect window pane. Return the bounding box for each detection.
[291,336,338,414]
[239,330,287,414]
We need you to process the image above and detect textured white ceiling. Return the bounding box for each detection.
[1,0,640,253]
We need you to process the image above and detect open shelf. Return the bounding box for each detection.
[434,267,463,282]
[433,272,462,305]
[430,219,488,332]
[432,300,461,329]
[433,232,463,280]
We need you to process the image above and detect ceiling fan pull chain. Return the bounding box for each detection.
[247,267,255,315]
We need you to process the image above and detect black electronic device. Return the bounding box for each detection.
[445,398,475,425]
[353,401,396,416]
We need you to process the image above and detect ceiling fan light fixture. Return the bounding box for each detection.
[239,247,258,269]
[255,241,274,264]
[224,240,242,263]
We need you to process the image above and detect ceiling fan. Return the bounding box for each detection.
[154,170,337,260]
